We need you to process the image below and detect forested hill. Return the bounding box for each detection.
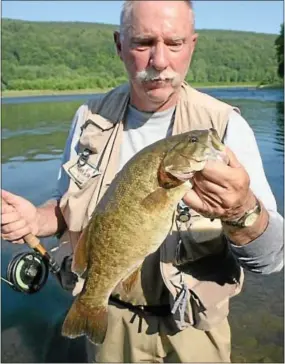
[2,18,281,90]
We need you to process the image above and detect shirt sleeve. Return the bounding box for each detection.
[223,110,284,274]
[51,104,87,200]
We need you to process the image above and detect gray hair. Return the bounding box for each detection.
[119,0,195,41]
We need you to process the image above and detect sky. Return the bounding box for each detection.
[1,1,284,35]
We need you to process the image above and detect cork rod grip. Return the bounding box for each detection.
[24,233,48,256]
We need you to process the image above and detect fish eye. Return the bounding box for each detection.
[190,136,198,143]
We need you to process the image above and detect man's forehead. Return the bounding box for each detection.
[131,0,190,14]
[127,18,191,39]
[125,1,192,37]
[130,33,186,42]
[127,25,190,40]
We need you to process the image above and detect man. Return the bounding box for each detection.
[1,1,283,362]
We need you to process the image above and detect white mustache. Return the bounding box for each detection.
[136,68,179,83]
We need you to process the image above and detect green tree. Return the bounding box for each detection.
[1,18,281,90]
[275,23,284,78]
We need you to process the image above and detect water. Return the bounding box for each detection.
[1,88,284,363]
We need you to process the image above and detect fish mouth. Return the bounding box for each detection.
[164,159,207,181]
[164,167,195,181]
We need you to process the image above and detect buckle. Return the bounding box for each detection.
[177,201,191,223]
[78,148,91,167]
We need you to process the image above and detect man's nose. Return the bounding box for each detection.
[150,42,169,71]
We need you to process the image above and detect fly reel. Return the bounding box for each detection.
[2,234,72,294]
[6,251,49,294]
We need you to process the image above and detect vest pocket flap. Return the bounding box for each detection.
[189,279,238,311]
[187,250,243,310]
[80,119,115,153]
[83,114,115,131]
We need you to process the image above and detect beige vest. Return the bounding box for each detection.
[59,82,244,331]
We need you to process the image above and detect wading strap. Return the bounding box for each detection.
[109,296,171,317]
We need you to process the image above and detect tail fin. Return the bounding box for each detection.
[61,298,108,345]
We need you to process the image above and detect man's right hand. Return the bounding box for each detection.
[1,189,39,244]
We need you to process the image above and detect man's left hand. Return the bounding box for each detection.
[183,147,256,221]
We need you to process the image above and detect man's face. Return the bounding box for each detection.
[115,1,198,111]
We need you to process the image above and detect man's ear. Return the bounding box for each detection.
[191,33,199,50]
[114,31,123,60]
[189,32,199,59]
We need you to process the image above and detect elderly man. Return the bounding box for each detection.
[1,0,283,362]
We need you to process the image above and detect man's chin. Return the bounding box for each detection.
[145,87,174,103]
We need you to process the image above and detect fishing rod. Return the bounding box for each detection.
[1,233,63,294]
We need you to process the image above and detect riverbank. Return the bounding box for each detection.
[1,88,108,98]
[1,82,283,98]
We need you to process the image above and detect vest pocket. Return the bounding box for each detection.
[187,279,236,331]
[167,246,243,331]
[80,119,114,153]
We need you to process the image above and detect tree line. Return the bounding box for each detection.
[2,18,283,91]
[275,23,284,79]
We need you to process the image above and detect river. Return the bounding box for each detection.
[1,87,284,363]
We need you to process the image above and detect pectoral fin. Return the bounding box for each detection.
[141,188,169,212]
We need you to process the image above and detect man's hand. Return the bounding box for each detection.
[183,147,269,245]
[183,147,256,221]
[1,189,39,244]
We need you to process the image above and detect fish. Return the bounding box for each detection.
[61,128,228,345]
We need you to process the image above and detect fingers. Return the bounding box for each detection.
[197,160,231,187]
[1,190,36,244]
[2,223,32,242]
[2,209,32,241]
[198,148,243,186]
[1,203,27,243]
[1,189,20,206]
[1,203,16,214]
[2,219,29,234]
[183,148,251,220]
[193,173,225,202]
[2,211,21,225]
[183,189,205,211]
[183,187,224,218]
[4,238,25,245]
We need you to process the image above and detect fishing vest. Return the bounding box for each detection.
[59,81,244,332]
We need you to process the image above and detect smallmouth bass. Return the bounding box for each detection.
[61,128,228,344]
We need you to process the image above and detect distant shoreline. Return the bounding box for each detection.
[1,83,283,98]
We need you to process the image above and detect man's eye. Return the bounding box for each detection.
[132,41,153,50]
[167,42,183,51]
